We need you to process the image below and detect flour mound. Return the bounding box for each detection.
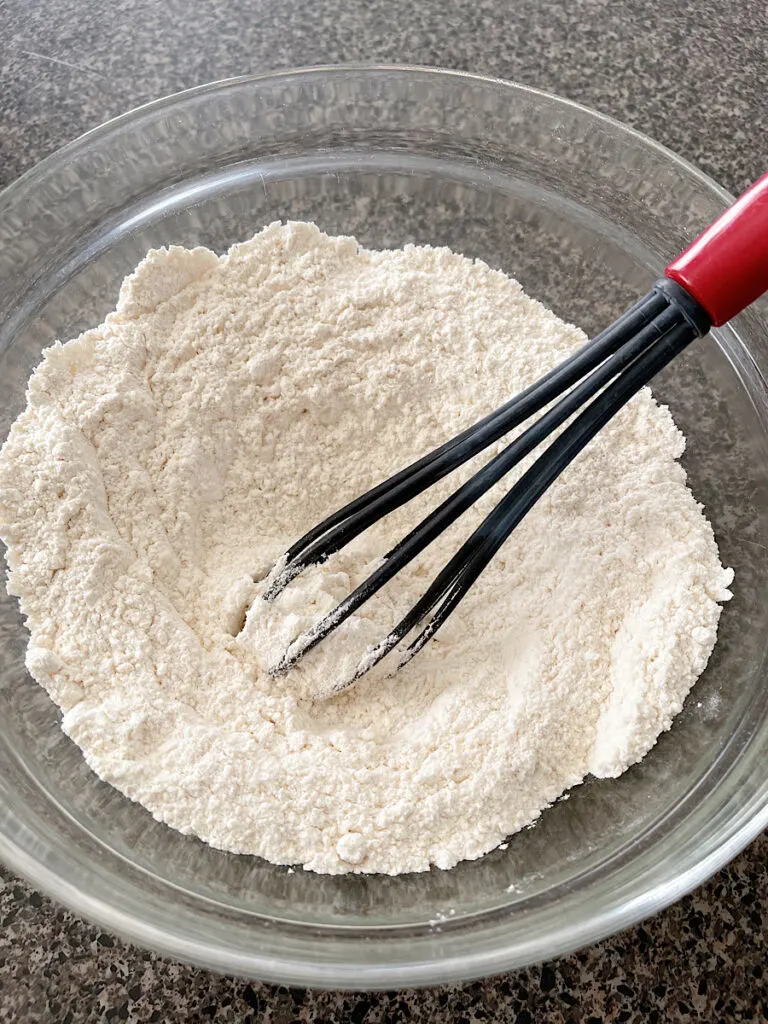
[0,223,733,874]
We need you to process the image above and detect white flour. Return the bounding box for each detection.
[0,223,733,875]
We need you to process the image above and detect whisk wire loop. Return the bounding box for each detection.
[270,282,709,684]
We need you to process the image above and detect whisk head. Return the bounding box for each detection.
[259,279,710,694]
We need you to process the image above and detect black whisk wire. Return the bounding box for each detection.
[266,280,710,691]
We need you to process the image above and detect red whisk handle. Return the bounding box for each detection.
[665,171,768,327]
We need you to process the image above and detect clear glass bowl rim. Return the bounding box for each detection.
[0,64,766,988]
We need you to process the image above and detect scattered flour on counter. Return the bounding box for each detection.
[0,222,733,875]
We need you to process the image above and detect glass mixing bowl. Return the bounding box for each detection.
[0,66,767,988]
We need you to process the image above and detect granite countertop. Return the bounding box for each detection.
[1,0,768,1020]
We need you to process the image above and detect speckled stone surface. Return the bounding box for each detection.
[1,0,768,1020]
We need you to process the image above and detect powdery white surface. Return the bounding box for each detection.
[0,223,734,875]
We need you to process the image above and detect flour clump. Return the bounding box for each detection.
[0,223,733,874]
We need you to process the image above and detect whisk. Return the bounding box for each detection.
[264,171,768,694]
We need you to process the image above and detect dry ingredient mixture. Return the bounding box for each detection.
[0,223,733,875]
